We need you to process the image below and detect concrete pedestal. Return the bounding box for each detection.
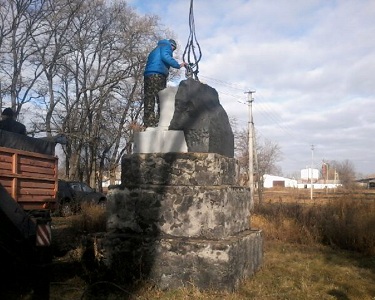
[104,153,263,291]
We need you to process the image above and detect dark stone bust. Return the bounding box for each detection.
[169,78,234,158]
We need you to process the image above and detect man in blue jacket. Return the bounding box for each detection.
[143,39,186,127]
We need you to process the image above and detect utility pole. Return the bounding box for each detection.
[310,144,314,200]
[245,90,255,207]
[0,81,2,112]
[253,130,260,203]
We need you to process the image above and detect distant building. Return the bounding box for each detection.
[356,178,375,189]
[263,174,297,188]
[263,172,342,189]
[299,166,342,189]
[296,180,341,189]
[300,168,319,182]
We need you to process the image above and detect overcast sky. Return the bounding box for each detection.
[128,0,375,177]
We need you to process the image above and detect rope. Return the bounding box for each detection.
[183,0,202,81]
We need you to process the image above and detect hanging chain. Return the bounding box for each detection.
[183,0,202,81]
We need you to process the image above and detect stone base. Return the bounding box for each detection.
[121,153,241,186]
[103,229,263,291]
[105,152,263,291]
[107,186,251,239]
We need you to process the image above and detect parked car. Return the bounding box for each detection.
[57,180,107,217]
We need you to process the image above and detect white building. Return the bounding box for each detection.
[296,182,342,189]
[263,174,298,188]
[301,168,319,181]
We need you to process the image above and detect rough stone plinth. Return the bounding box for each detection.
[107,185,250,239]
[121,152,240,187]
[103,229,263,291]
[104,152,263,291]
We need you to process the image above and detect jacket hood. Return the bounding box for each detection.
[158,39,172,47]
[144,39,180,76]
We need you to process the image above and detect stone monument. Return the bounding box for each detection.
[104,79,263,291]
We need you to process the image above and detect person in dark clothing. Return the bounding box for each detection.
[143,39,186,128]
[0,107,27,135]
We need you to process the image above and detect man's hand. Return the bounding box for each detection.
[180,62,187,68]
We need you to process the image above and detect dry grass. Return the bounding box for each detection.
[71,203,108,233]
[48,191,375,300]
[236,240,375,300]
[255,190,375,255]
[49,240,375,300]
[8,190,374,299]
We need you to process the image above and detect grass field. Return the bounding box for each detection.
[3,189,375,299]
[48,234,375,300]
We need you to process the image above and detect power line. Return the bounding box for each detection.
[199,75,247,92]
[197,74,308,168]
[200,75,300,138]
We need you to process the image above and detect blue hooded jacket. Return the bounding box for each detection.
[144,39,181,77]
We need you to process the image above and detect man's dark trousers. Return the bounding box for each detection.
[143,74,167,127]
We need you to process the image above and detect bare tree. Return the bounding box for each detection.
[329,159,356,189]
[0,0,47,115]
[28,0,84,137]
[233,125,282,202]
[256,137,282,201]
[48,0,164,188]
[234,127,282,175]
[1,0,177,190]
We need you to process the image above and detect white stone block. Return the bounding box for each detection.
[134,86,188,153]
[133,129,187,153]
[158,86,178,129]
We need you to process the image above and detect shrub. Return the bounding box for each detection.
[71,203,107,233]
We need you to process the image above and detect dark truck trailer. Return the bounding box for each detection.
[0,129,58,299]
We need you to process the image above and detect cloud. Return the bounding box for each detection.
[131,0,375,175]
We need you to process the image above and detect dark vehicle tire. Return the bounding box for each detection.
[60,200,73,217]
